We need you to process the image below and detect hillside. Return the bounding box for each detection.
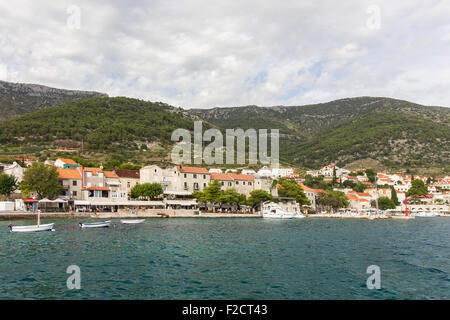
[0,97,194,163]
[0,80,107,121]
[0,94,448,173]
[190,97,450,171]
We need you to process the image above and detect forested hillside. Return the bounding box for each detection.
[0,80,107,121]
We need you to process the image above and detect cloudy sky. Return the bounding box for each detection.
[1,0,449,108]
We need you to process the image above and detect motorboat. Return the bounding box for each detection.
[293,212,306,219]
[121,219,145,224]
[411,211,438,217]
[79,220,111,228]
[262,202,295,219]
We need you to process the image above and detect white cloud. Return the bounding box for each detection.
[0,0,449,108]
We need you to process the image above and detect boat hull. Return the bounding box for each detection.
[263,214,294,219]
[121,219,145,224]
[79,221,111,228]
[10,223,55,233]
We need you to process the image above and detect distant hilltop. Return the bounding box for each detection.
[0,80,107,121]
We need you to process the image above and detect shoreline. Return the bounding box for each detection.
[0,211,262,221]
[1,211,447,221]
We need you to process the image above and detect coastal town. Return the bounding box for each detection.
[0,158,449,218]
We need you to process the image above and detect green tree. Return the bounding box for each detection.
[248,189,273,210]
[377,196,396,210]
[407,179,428,197]
[220,188,241,206]
[0,173,17,199]
[390,186,399,206]
[365,168,376,183]
[278,178,310,205]
[20,162,61,199]
[130,183,163,200]
[316,191,349,210]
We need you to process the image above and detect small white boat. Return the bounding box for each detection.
[262,202,295,219]
[9,223,55,233]
[79,220,111,228]
[293,213,306,219]
[121,219,145,224]
[9,209,55,233]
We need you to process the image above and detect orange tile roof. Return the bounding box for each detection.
[57,158,80,165]
[84,167,103,176]
[362,182,372,185]
[356,192,371,197]
[211,173,234,181]
[177,166,210,174]
[57,168,81,180]
[347,194,359,200]
[104,171,119,179]
[228,173,255,181]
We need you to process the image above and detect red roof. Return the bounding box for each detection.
[227,173,255,181]
[57,168,81,179]
[104,171,119,179]
[57,158,80,165]
[114,169,140,179]
[211,173,234,181]
[177,166,210,174]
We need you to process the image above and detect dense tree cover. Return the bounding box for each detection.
[407,179,429,197]
[0,97,194,153]
[130,183,163,200]
[0,173,17,199]
[20,163,61,199]
[193,181,248,210]
[192,97,449,170]
[316,191,349,210]
[372,197,396,210]
[247,189,273,210]
[277,178,310,205]
[285,110,449,169]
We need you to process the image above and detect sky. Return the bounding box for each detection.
[1,0,450,109]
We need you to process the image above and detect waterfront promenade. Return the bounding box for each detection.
[2,211,447,220]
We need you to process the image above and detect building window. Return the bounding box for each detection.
[193,174,197,179]
[221,181,224,186]
[184,182,188,189]
[72,191,77,197]
[203,175,206,179]
[228,182,232,187]
[243,181,246,185]
[249,182,252,186]
[127,182,131,188]
[184,173,187,178]
[204,183,206,187]
[73,180,77,186]
[194,183,199,190]
[236,181,239,185]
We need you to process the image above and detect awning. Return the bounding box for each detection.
[164,190,192,196]
[23,199,38,203]
[39,198,53,203]
[165,200,197,206]
[74,200,90,205]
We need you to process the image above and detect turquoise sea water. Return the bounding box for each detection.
[0,218,449,299]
